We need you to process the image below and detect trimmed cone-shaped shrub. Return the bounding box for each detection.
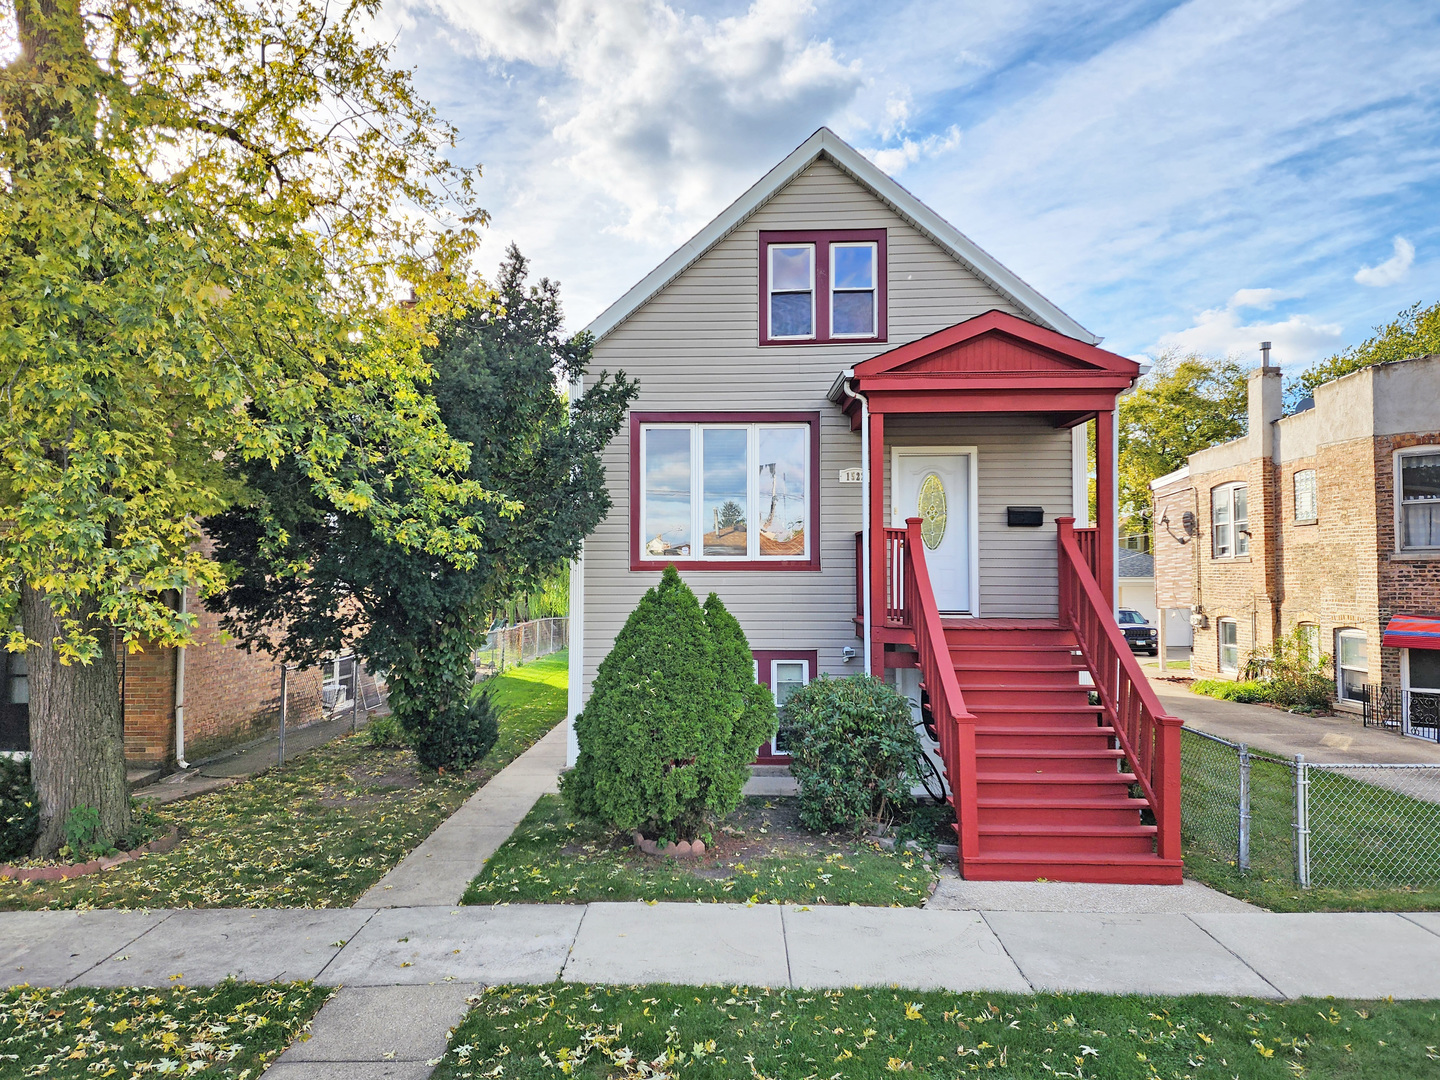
[702,590,779,816]
[562,567,771,841]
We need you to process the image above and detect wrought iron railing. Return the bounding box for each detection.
[1363,682,1440,742]
[1057,516,1183,863]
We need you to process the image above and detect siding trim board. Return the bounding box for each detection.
[628,410,823,572]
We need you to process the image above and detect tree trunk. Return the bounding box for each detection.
[19,583,131,857]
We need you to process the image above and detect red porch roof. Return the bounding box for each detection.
[833,309,1141,426]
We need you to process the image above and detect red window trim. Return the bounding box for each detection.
[759,229,888,346]
[629,411,822,572]
[753,649,817,762]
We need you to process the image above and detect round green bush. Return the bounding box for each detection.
[562,566,775,842]
[407,691,498,771]
[781,673,925,833]
[0,756,39,862]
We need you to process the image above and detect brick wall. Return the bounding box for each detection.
[1375,432,1440,692]
[1151,473,1197,611]
[119,588,323,766]
[1187,456,1279,679]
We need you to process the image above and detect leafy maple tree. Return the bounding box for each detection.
[1,0,490,852]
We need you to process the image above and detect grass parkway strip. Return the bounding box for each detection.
[0,652,568,911]
[431,983,1440,1080]
[0,980,331,1078]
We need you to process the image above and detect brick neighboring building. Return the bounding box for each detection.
[1151,353,1440,729]
[1,587,342,768]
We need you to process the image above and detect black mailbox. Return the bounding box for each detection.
[1007,506,1044,527]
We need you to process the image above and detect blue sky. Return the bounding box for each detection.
[378,0,1440,369]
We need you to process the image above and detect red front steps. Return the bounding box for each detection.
[937,620,1182,885]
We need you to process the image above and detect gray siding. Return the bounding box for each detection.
[884,415,1074,619]
[579,157,1064,697]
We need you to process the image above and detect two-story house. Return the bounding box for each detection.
[565,129,1184,884]
[1151,351,1440,739]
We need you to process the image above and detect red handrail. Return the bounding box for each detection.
[1056,516,1183,861]
[883,526,908,625]
[900,518,980,861]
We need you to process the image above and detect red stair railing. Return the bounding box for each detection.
[899,518,980,861]
[882,525,909,626]
[1073,525,1101,582]
[1056,516,1183,862]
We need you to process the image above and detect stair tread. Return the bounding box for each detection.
[979,795,1148,807]
[952,662,1087,670]
[976,747,1125,758]
[964,852,1183,865]
[976,725,1116,735]
[958,683,1090,691]
[980,823,1157,836]
[969,704,1104,712]
[978,771,1138,783]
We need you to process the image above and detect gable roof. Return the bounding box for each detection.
[583,127,1100,345]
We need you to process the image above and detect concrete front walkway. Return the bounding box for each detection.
[1150,675,1440,764]
[356,722,568,908]
[6,903,1440,1001]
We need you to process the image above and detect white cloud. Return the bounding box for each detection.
[861,124,961,176]
[415,0,863,243]
[1354,236,1415,287]
[1148,289,1343,366]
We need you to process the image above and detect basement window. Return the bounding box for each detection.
[1218,618,1239,673]
[1337,628,1368,704]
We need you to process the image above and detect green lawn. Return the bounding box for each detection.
[432,983,1440,1080]
[0,652,568,911]
[462,794,939,907]
[0,981,331,1077]
[1181,729,1440,912]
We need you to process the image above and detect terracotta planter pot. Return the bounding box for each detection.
[632,832,705,858]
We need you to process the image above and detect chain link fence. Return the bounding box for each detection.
[1181,727,1440,888]
[474,617,568,679]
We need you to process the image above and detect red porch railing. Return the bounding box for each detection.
[897,519,980,860]
[1056,516,1183,862]
[883,526,908,625]
[1073,525,1101,582]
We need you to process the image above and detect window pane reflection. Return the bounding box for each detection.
[703,428,748,556]
[644,428,692,557]
[756,427,806,557]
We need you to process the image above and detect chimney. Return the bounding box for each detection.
[1250,341,1283,460]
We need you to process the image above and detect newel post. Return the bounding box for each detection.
[1056,516,1075,627]
[1154,717,1183,861]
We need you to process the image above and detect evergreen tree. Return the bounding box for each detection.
[702,591,779,815]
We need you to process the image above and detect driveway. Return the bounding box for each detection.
[1148,675,1440,764]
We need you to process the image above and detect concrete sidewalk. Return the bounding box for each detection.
[6,902,1440,1000]
[1150,675,1440,765]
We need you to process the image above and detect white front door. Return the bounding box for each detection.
[893,449,975,614]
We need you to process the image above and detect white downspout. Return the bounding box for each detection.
[841,372,872,677]
[174,589,189,769]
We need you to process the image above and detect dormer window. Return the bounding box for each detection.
[759,229,886,345]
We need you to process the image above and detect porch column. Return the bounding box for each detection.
[868,410,886,678]
[1096,409,1116,608]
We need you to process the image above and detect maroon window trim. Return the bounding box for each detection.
[759,229,888,346]
[629,411,822,572]
[753,649,817,762]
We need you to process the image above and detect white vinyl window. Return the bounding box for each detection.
[1399,450,1440,550]
[770,659,810,753]
[767,244,815,340]
[1336,628,1368,704]
[1212,483,1249,558]
[640,423,809,561]
[829,242,878,337]
[1294,469,1317,523]
[1218,618,1239,673]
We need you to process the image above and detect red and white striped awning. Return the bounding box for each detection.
[1382,614,1440,650]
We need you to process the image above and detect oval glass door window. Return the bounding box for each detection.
[918,473,947,549]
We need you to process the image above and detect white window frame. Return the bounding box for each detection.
[1395,447,1440,553]
[767,243,816,341]
[1296,622,1321,666]
[769,657,810,753]
[1402,647,1440,735]
[1218,617,1239,673]
[1336,628,1368,705]
[639,422,811,563]
[1212,482,1249,558]
[828,241,878,340]
[1293,469,1317,523]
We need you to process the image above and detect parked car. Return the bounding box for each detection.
[1118,608,1159,655]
